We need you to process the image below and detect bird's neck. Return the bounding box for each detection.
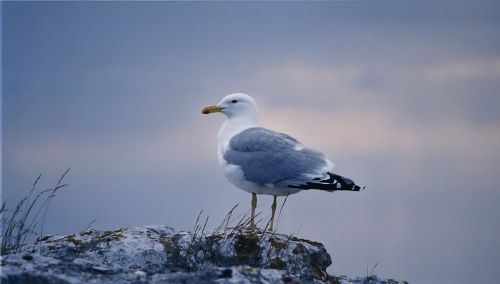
[218,116,258,146]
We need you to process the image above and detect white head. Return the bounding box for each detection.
[202,93,258,122]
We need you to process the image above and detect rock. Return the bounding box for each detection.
[0,225,407,284]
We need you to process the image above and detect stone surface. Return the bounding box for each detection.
[0,225,406,283]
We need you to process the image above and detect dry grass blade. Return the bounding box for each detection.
[275,195,289,229]
[201,215,209,235]
[2,198,27,253]
[213,203,238,235]
[369,262,379,276]
[193,210,203,232]
[1,169,71,255]
[40,168,71,236]
[223,203,238,233]
[84,218,98,231]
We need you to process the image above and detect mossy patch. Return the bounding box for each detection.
[79,230,95,236]
[93,229,126,242]
[326,275,342,284]
[64,234,83,247]
[243,266,254,274]
[269,236,287,250]
[267,257,286,270]
[38,235,52,242]
[234,234,261,264]
[159,233,190,269]
[309,251,331,279]
[171,233,183,243]
[289,236,322,248]
[292,243,306,255]
[159,234,175,253]
[206,234,223,243]
[311,266,327,281]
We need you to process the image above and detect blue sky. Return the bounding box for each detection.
[3,2,500,283]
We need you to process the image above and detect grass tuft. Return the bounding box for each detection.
[1,168,71,255]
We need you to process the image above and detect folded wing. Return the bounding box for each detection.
[223,127,331,188]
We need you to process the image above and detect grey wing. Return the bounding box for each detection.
[223,127,330,187]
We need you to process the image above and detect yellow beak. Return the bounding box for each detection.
[201,105,224,114]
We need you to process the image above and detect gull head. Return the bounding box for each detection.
[202,93,258,121]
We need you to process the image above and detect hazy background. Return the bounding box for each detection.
[3,2,500,283]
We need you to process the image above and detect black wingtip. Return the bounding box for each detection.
[289,172,364,192]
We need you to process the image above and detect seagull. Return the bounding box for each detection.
[202,93,363,231]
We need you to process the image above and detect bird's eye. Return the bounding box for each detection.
[231,100,238,104]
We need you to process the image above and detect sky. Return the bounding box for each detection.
[3,1,500,283]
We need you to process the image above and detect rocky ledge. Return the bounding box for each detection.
[1,225,406,283]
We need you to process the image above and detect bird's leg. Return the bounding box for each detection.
[250,193,257,229]
[269,196,277,232]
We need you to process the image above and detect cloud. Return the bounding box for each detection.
[249,56,500,99]
[258,61,364,96]
[424,58,500,81]
[9,117,219,176]
[258,104,500,167]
